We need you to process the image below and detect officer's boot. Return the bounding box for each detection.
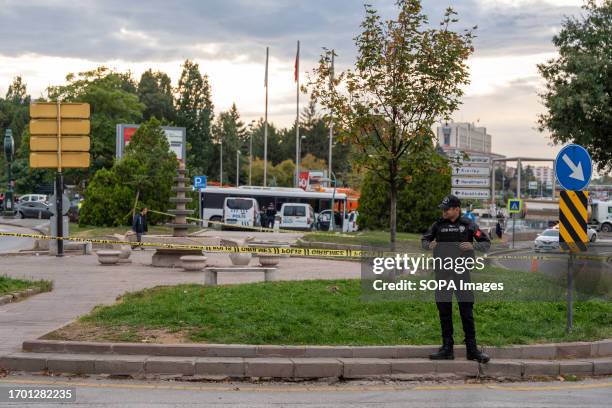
[429,337,454,360]
[465,339,490,364]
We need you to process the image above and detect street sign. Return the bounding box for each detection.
[452,155,491,167]
[29,103,90,119]
[507,198,522,214]
[555,144,592,191]
[30,119,91,135]
[452,177,490,187]
[451,188,490,199]
[29,152,90,168]
[194,175,207,189]
[30,136,90,152]
[452,167,490,176]
[559,190,588,252]
[528,181,538,190]
[29,103,91,169]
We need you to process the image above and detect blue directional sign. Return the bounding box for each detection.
[555,144,592,191]
[194,175,207,190]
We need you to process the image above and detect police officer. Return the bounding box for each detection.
[421,195,491,363]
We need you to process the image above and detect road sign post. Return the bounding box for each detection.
[194,176,207,227]
[29,102,90,256]
[507,199,522,249]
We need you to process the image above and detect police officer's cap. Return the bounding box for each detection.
[438,194,461,210]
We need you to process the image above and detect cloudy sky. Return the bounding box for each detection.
[0,0,586,161]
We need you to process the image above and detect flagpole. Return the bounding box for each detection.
[328,50,334,183]
[295,40,300,188]
[264,46,269,187]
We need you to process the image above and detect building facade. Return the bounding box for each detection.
[533,166,554,185]
[436,122,492,154]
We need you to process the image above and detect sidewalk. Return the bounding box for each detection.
[0,250,360,355]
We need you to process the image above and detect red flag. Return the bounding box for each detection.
[294,41,300,83]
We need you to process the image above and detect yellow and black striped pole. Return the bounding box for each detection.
[559,190,588,252]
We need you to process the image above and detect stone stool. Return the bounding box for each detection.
[180,255,208,271]
[96,250,121,265]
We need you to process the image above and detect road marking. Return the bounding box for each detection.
[1,378,611,393]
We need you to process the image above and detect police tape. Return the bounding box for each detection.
[0,231,610,261]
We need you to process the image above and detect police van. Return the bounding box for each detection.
[222,197,261,230]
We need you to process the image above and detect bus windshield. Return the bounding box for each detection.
[226,198,253,210]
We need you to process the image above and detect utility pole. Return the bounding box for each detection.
[236,150,240,187]
[328,50,334,182]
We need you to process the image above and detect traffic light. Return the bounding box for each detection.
[29,102,90,169]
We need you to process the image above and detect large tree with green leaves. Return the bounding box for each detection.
[306,0,474,248]
[79,118,178,226]
[537,0,612,172]
[176,60,214,176]
[47,67,144,182]
[211,103,246,184]
[138,69,176,123]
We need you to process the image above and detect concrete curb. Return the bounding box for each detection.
[22,339,612,360]
[2,353,611,379]
[0,287,44,306]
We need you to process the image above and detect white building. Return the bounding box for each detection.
[436,122,492,154]
[533,166,554,185]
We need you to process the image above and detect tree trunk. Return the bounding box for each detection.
[131,189,140,221]
[389,181,397,252]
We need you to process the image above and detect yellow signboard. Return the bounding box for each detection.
[29,152,90,168]
[29,119,90,136]
[30,136,90,152]
[559,190,588,252]
[29,103,90,119]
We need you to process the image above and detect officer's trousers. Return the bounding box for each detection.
[434,271,476,342]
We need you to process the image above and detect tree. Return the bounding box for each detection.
[47,67,144,183]
[538,0,612,172]
[306,0,474,248]
[176,60,214,176]
[79,118,178,226]
[138,70,176,123]
[358,147,451,234]
[211,104,246,184]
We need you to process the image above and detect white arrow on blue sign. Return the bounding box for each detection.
[194,175,207,189]
[555,144,592,191]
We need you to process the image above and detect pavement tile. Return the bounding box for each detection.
[593,358,612,375]
[391,359,435,374]
[47,355,96,374]
[245,358,294,378]
[339,358,392,378]
[523,360,560,377]
[434,360,479,376]
[0,353,48,372]
[94,356,146,375]
[479,360,523,378]
[559,360,594,375]
[255,346,306,358]
[195,357,245,376]
[291,358,342,378]
[144,357,196,375]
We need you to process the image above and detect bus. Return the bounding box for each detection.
[200,186,349,230]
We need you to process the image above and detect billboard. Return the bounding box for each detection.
[116,124,186,161]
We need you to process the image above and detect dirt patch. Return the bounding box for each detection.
[41,321,192,344]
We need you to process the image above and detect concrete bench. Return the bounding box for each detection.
[96,250,121,265]
[180,255,208,271]
[203,267,278,286]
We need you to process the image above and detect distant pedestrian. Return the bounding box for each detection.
[265,203,277,229]
[495,221,503,239]
[132,207,148,250]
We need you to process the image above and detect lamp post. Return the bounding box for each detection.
[248,120,255,186]
[3,129,15,216]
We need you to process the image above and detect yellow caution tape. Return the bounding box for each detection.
[0,231,609,261]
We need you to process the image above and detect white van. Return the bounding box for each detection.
[17,194,48,204]
[222,197,260,229]
[279,203,315,231]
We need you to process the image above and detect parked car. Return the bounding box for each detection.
[17,194,48,204]
[535,227,597,252]
[551,224,597,242]
[279,203,315,231]
[15,201,53,219]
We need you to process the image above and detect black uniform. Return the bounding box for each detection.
[421,215,491,344]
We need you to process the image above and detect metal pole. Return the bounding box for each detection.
[236,150,240,187]
[491,162,495,211]
[264,47,269,187]
[249,130,253,186]
[295,40,300,188]
[511,213,515,249]
[517,158,521,199]
[198,190,202,227]
[56,101,63,257]
[568,256,574,329]
[552,160,556,199]
[329,173,336,232]
[328,50,334,182]
[219,138,223,188]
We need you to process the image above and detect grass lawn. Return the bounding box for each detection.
[45,269,611,346]
[302,230,422,247]
[68,223,200,238]
[0,275,52,296]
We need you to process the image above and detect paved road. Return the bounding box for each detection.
[0,374,610,407]
[0,225,38,254]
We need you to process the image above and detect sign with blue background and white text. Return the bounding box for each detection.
[194,175,207,190]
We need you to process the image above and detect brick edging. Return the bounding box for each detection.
[2,353,611,379]
[0,287,45,306]
[22,339,612,360]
